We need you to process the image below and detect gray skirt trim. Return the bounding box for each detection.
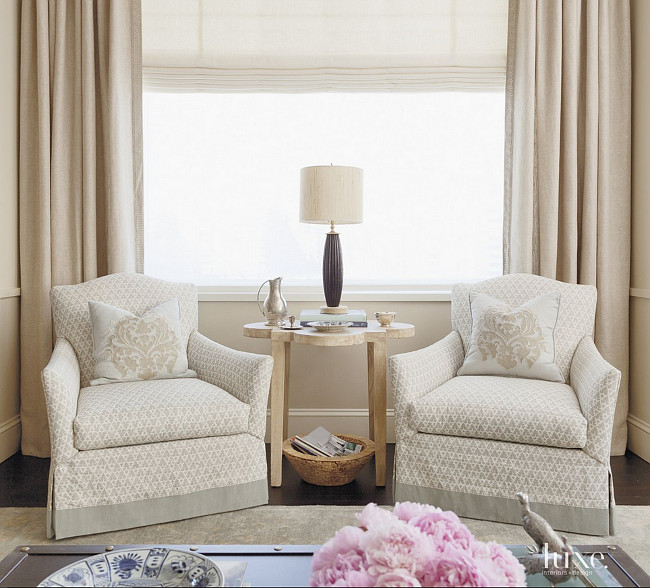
[394,482,614,536]
[49,478,268,539]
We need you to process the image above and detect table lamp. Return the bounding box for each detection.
[300,165,363,314]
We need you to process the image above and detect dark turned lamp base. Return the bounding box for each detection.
[322,231,344,312]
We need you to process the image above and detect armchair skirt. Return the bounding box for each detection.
[393,433,614,536]
[48,434,268,539]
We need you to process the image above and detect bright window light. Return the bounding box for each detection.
[143,92,504,287]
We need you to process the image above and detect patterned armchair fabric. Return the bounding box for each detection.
[390,274,620,536]
[42,273,273,539]
[188,332,272,440]
[571,337,621,465]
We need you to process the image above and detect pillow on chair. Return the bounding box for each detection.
[457,291,564,382]
[89,299,196,385]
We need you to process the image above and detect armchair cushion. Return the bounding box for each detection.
[457,291,564,382]
[408,375,587,449]
[452,274,597,382]
[73,378,250,450]
[51,274,198,388]
[89,299,196,385]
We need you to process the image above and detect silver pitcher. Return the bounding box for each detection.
[257,277,288,326]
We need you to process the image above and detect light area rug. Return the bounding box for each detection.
[0,506,648,573]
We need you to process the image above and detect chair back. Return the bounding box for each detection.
[51,273,198,387]
[451,273,597,383]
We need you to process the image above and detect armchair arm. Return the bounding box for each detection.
[570,336,621,465]
[389,331,465,440]
[41,338,80,465]
[188,331,273,439]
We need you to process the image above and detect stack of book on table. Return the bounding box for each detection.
[291,426,363,457]
[299,309,367,327]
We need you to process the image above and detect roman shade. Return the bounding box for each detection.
[142,0,508,91]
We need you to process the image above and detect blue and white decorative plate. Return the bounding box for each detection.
[37,547,224,587]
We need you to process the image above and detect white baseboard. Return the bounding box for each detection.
[264,408,395,443]
[0,415,21,464]
[628,414,650,463]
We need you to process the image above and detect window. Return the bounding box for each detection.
[143,90,504,287]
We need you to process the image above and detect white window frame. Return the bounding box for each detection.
[197,284,453,303]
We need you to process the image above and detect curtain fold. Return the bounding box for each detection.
[19,0,143,457]
[504,0,631,455]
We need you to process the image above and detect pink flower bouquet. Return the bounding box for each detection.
[311,502,526,587]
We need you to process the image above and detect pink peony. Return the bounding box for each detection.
[310,552,375,587]
[313,526,365,572]
[356,503,396,530]
[474,542,527,587]
[421,544,492,587]
[393,502,439,523]
[469,541,490,559]
[375,570,422,587]
[331,570,378,587]
[360,518,432,578]
[488,542,526,587]
[311,503,528,587]
[410,510,475,553]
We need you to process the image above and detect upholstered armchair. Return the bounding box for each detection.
[389,274,620,535]
[42,273,273,539]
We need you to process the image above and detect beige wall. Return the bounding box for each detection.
[629,0,650,462]
[199,300,451,441]
[0,0,21,463]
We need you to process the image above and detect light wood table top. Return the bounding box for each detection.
[243,321,415,346]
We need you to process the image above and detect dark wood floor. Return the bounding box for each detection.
[1,445,648,508]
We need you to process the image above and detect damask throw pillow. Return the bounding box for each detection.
[89,299,196,385]
[457,291,564,382]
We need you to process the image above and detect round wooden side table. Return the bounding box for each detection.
[243,320,415,487]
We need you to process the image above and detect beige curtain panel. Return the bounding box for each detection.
[19,0,143,457]
[142,0,508,91]
[503,0,631,454]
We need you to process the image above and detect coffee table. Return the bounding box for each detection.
[0,544,648,587]
[244,320,415,487]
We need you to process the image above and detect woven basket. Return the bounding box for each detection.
[282,434,375,486]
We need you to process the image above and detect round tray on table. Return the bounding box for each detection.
[282,434,375,486]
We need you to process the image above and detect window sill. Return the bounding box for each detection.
[198,286,452,303]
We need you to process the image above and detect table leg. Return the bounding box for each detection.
[367,345,375,441]
[283,342,291,441]
[270,339,287,487]
[369,340,387,487]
